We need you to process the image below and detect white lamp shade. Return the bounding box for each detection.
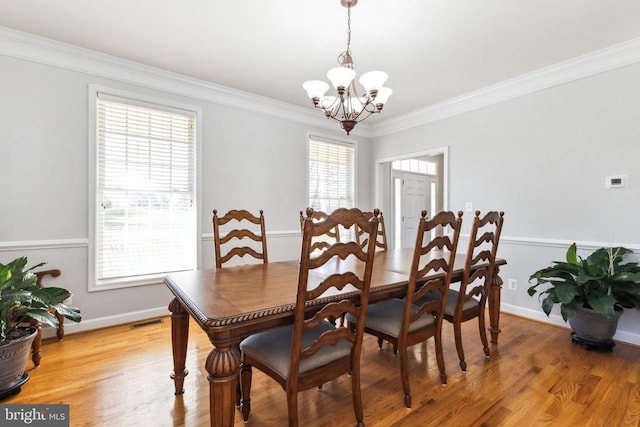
[327,67,356,89]
[303,80,330,99]
[359,71,388,93]
[374,87,392,105]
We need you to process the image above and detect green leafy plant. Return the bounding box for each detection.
[0,257,81,341]
[528,243,640,321]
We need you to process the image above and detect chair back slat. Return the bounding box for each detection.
[212,209,268,268]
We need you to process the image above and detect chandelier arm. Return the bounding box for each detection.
[351,109,376,123]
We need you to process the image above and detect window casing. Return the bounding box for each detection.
[90,89,198,290]
[308,136,355,212]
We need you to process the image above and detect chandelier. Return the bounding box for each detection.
[303,0,392,135]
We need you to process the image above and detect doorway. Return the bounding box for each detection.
[375,148,447,250]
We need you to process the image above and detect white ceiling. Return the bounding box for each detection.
[2,0,640,123]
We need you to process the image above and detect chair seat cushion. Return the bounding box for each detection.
[444,290,479,316]
[240,321,352,379]
[347,298,435,339]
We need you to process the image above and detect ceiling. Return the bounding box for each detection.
[2,0,640,124]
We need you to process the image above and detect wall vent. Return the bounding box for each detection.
[130,319,163,329]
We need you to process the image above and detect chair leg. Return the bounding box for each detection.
[30,321,43,367]
[235,344,242,407]
[434,329,447,385]
[286,384,299,427]
[236,372,241,408]
[55,310,65,340]
[399,346,412,408]
[350,359,365,427]
[240,362,252,422]
[478,308,490,358]
[377,337,383,349]
[453,321,466,372]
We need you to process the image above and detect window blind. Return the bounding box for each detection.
[95,95,196,284]
[308,137,354,211]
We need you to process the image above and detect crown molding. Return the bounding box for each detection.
[0,26,373,138]
[371,36,640,137]
[3,26,638,140]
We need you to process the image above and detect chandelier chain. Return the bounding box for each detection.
[346,5,352,56]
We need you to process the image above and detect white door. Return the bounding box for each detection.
[393,172,430,248]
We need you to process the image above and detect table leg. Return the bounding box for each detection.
[488,267,503,344]
[206,344,241,427]
[169,298,189,394]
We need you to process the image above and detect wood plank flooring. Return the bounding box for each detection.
[6,313,640,426]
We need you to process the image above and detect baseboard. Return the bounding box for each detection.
[501,303,640,347]
[43,302,640,348]
[40,306,170,339]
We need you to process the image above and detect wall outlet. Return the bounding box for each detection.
[507,279,517,290]
[465,201,473,212]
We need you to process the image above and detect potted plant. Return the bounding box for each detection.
[0,257,81,396]
[528,242,640,350]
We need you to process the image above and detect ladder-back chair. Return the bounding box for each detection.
[29,269,65,367]
[445,210,504,371]
[212,209,268,269]
[355,208,388,251]
[348,210,463,408]
[299,209,341,253]
[240,207,379,427]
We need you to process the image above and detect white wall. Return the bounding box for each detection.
[0,39,373,335]
[3,27,640,346]
[371,61,640,344]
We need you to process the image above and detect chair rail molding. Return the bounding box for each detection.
[461,235,640,253]
[0,238,88,252]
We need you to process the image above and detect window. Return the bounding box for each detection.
[392,158,436,175]
[308,136,355,211]
[90,90,197,289]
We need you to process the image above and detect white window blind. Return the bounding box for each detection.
[308,137,354,211]
[94,94,197,286]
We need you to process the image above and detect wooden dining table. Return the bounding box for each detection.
[164,248,506,427]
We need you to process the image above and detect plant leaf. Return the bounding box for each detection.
[53,304,82,323]
[587,294,618,319]
[566,243,578,265]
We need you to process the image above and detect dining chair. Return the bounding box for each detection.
[355,209,388,251]
[239,207,379,427]
[445,210,504,372]
[212,209,268,269]
[299,209,341,253]
[347,210,463,408]
[29,269,65,367]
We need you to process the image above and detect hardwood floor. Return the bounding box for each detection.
[7,312,640,426]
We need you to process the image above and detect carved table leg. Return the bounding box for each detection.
[206,344,241,427]
[488,267,503,344]
[169,298,189,394]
